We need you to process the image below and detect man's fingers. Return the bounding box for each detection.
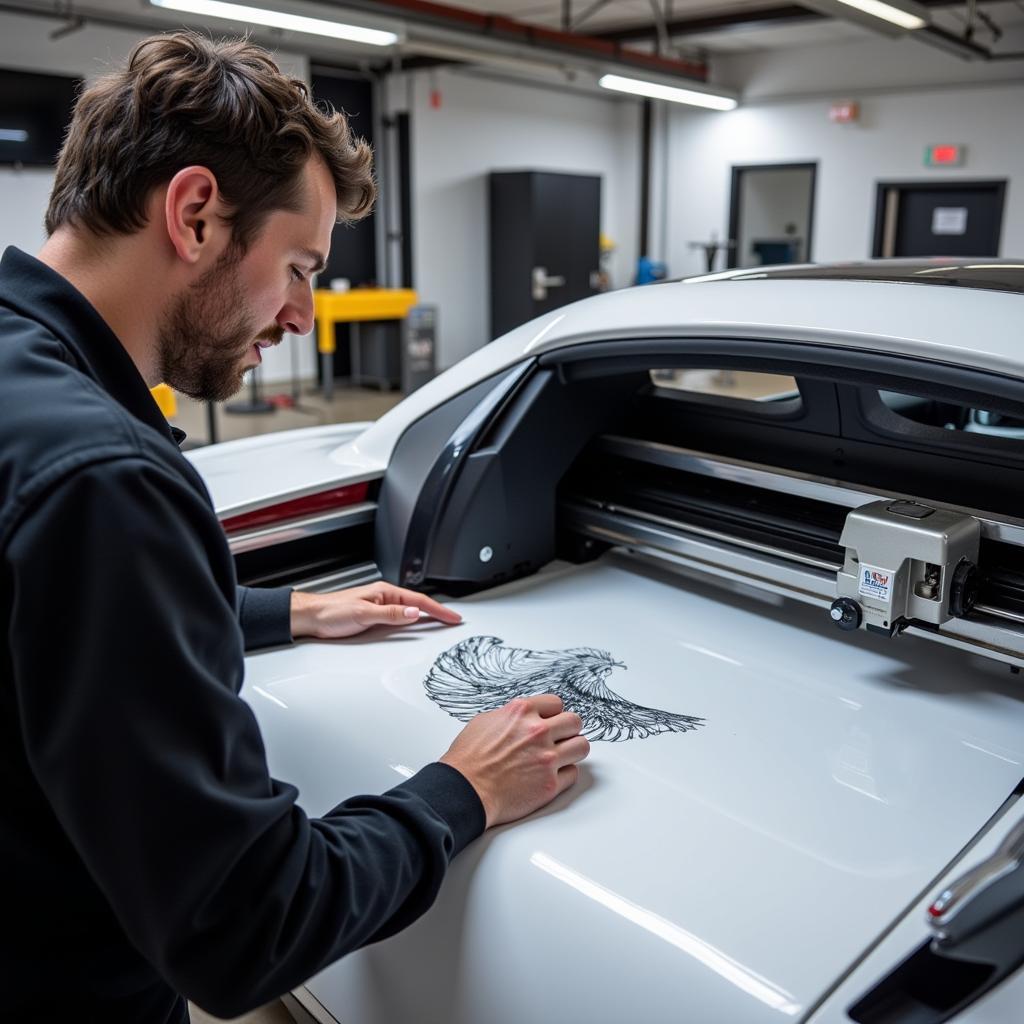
[555,734,591,767]
[555,763,580,797]
[382,585,462,624]
[357,602,423,627]
[548,710,585,742]
[520,693,564,718]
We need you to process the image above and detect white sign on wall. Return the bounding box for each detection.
[932,207,968,236]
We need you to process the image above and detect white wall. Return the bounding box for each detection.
[386,67,640,368]
[665,66,1024,277]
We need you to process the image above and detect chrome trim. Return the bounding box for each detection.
[293,562,381,594]
[576,496,842,572]
[226,503,376,555]
[566,501,1024,668]
[600,435,1024,546]
[975,603,1024,626]
[928,815,1024,938]
[285,987,339,1024]
[564,502,836,605]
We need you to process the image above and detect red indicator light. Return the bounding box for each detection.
[932,146,958,163]
[221,482,370,534]
[927,902,944,918]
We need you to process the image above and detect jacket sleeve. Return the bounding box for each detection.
[236,584,293,650]
[6,457,485,1019]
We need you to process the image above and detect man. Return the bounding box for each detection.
[0,31,590,1022]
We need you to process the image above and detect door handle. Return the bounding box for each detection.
[532,266,566,301]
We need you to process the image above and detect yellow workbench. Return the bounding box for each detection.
[314,288,418,399]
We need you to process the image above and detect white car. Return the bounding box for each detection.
[188,260,1024,1024]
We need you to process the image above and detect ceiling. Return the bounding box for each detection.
[424,0,1024,56]
[1,0,1022,83]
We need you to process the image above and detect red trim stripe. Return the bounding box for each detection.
[221,482,370,534]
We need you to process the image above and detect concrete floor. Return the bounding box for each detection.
[169,380,402,446]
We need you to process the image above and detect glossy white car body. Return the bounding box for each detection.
[188,263,1024,1024]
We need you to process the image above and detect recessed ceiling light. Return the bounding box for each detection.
[148,0,399,46]
[0,129,28,142]
[598,74,737,111]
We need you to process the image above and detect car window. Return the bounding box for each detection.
[880,390,1024,440]
[650,370,799,402]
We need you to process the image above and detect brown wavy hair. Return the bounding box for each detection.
[45,31,375,247]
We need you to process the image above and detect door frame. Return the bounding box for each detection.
[871,179,1007,258]
[727,161,818,269]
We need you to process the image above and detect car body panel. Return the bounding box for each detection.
[185,422,372,517]
[242,554,1024,1024]
[808,800,1024,1023]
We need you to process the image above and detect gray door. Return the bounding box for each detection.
[874,181,1006,258]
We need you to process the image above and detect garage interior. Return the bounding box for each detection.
[4,0,1023,453]
[3,0,1024,1021]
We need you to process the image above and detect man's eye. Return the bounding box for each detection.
[290,266,306,283]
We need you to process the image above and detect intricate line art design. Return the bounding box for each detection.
[424,635,704,742]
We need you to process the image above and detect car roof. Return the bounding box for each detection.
[683,258,1024,294]
[350,265,1024,471]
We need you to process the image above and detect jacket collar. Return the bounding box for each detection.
[0,246,186,447]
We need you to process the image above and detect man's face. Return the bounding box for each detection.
[158,157,336,402]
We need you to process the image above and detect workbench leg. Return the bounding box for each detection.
[322,352,334,402]
[351,322,361,389]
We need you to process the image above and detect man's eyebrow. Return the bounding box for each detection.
[297,248,328,274]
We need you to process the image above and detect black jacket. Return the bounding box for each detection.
[0,247,484,1022]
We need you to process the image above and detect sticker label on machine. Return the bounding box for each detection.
[859,565,894,603]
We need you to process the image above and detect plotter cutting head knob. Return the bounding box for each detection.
[829,598,862,632]
[949,559,980,619]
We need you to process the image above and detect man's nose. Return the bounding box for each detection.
[279,288,315,336]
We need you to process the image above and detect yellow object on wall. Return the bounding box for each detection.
[150,383,177,419]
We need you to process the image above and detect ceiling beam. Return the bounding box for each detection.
[593,4,824,43]
[591,0,995,45]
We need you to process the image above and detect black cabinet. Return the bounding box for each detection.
[489,171,601,339]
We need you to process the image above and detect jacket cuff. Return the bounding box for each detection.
[397,762,486,857]
[236,585,293,651]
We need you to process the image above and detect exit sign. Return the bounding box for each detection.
[925,144,965,167]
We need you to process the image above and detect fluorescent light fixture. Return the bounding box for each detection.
[0,129,28,143]
[148,0,399,45]
[599,73,736,111]
[833,0,925,29]
[802,0,928,33]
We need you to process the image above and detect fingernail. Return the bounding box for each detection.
[404,607,420,619]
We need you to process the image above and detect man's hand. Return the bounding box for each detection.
[290,582,462,640]
[440,695,591,828]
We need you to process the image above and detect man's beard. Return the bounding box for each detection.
[157,249,283,402]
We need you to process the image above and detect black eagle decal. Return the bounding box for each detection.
[424,635,704,742]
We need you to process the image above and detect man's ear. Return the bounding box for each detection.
[164,166,229,265]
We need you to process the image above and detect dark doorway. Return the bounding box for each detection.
[489,171,601,338]
[728,163,817,270]
[872,181,1006,258]
[310,68,377,288]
